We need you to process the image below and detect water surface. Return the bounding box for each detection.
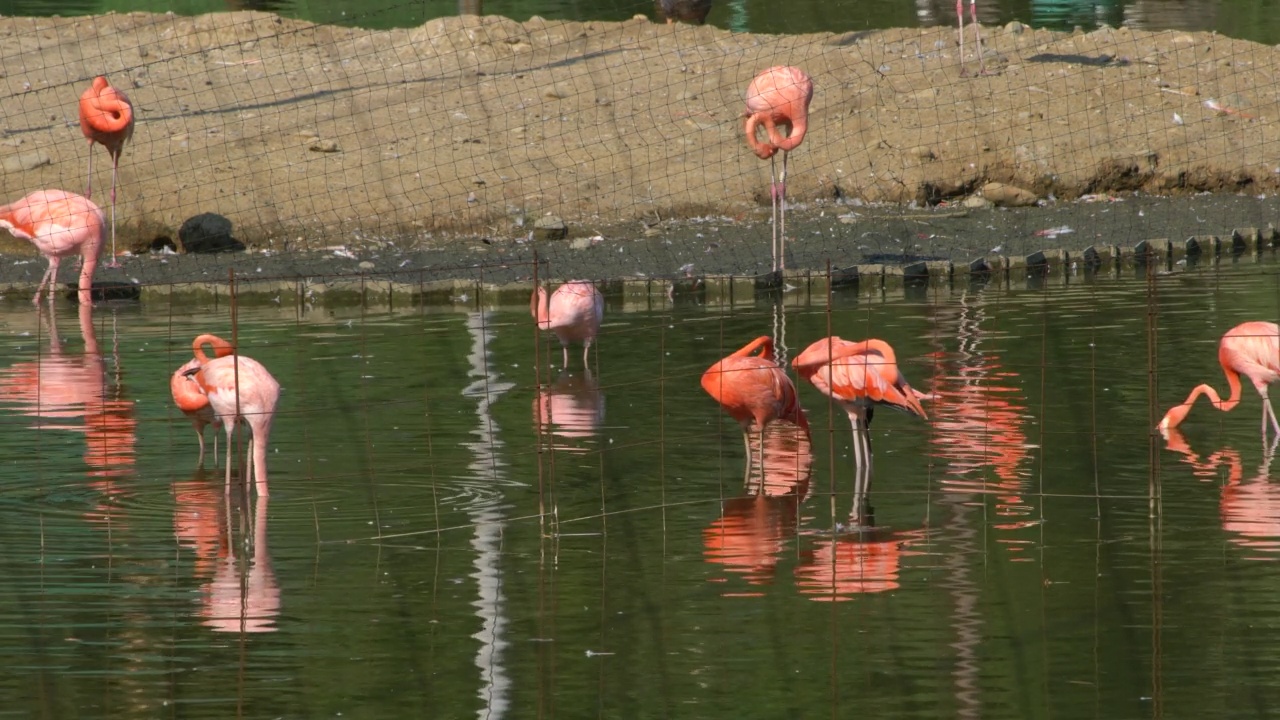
[2,262,1280,716]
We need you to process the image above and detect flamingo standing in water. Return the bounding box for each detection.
[793,337,929,526]
[170,334,235,467]
[531,281,604,370]
[744,66,812,274]
[183,334,280,497]
[0,189,104,305]
[701,335,810,485]
[79,75,134,269]
[1158,321,1280,441]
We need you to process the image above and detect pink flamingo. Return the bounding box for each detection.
[956,0,986,75]
[793,337,929,527]
[170,334,235,466]
[1157,321,1280,442]
[183,334,280,497]
[701,335,810,485]
[0,189,104,305]
[79,75,134,269]
[531,280,604,369]
[744,66,812,274]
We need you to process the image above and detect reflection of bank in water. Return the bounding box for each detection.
[703,424,811,595]
[927,295,1036,559]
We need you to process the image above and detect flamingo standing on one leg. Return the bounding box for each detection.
[170,334,235,466]
[744,66,813,275]
[0,189,104,305]
[183,334,280,497]
[531,280,605,370]
[79,75,134,269]
[701,335,810,488]
[956,0,986,76]
[1158,321,1280,442]
[793,337,929,527]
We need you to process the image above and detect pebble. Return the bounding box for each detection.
[533,215,568,241]
[982,181,1038,207]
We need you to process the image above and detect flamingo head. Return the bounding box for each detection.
[1157,403,1191,432]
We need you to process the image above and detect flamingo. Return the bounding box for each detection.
[793,337,929,527]
[956,0,986,75]
[1158,321,1280,441]
[170,334,235,466]
[183,334,280,497]
[701,335,810,486]
[531,280,604,370]
[655,0,712,24]
[744,66,812,275]
[79,76,134,269]
[0,189,104,305]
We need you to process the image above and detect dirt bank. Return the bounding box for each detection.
[0,11,1278,263]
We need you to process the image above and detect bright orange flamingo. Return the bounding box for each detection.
[701,335,810,486]
[79,75,134,268]
[1158,321,1280,441]
[0,189,104,305]
[793,337,929,527]
[171,334,235,466]
[744,66,812,274]
[183,334,280,497]
[531,280,604,370]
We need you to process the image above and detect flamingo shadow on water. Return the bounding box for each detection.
[1162,427,1280,558]
[703,425,812,595]
[174,469,280,633]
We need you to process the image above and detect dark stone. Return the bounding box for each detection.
[150,235,177,253]
[179,213,247,254]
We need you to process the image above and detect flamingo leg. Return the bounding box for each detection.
[757,426,767,494]
[196,427,206,467]
[970,0,985,74]
[741,428,754,490]
[562,344,569,371]
[778,151,788,272]
[582,342,591,371]
[769,154,779,274]
[105,152,122,268]
[222,421,235,491]
[32,260,56,305]
[85,140,94,199]
[956,0,965,67]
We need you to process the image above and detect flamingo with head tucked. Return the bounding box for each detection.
[79,75,134,269]
[171,334,235,466]
[744,66,812,275]
[1158,321,1280,442]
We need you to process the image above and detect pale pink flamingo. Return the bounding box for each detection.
[1158,321,1280,442]
[79,75,134,268]
[793,337,929,527]
[183,334,280,497]
[701,335,810,486]
[744,66,812,274]
[956,0,986,75]
[0,189,104,305]
[531,280,604,369]
[171,334,235,466]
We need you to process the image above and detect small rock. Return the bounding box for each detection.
[533,215,568,241]
[309,139,340,153]
[982,182,1038,207]
[1004,20,1028,34]
[2,151,51,173]
[569,237,595,250]
[963,195,993,209]
[358,261,375,270]
[178,213,247,254]
[543,85,570,100]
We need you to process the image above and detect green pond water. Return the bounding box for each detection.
[2,262,1280,717]
[3,0,1279,44]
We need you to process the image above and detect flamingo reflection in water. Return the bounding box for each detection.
[0,304,135,523]
[926,298,1036,558]
[533,369,605,453]
[174,471,280,633]
[1162,427,1280,558]
[703,425,811,594]
[794,526,931,601]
